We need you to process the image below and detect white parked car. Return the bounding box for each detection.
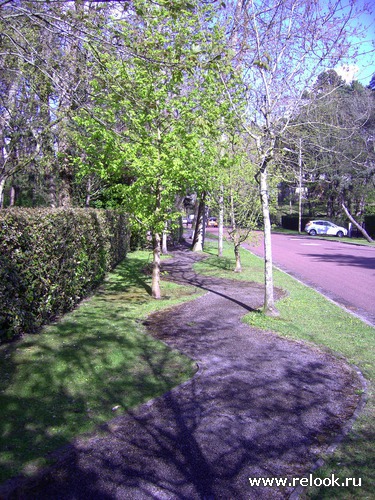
[304,220,347,237]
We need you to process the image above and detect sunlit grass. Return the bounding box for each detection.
[0,251,201,483]
[195,239,375,499]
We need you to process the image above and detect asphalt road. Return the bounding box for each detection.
[243,232,375,326]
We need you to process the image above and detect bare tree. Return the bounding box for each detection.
[221,0,370,315]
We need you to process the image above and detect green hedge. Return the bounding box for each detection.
[364,215,375,237]
[281,215,311,231]
[0,208,129,341]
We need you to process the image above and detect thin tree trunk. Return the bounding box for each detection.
[9,185,17,206]
[162,222,168,254]
[178,215,184,242]
[230,186,242,272]
[234,241,242,273]
[152,232,162,299]
[192,194,206,252]
[85,177,92,208]
[342,203,373,243]
[260,168,279,316]
[218,185,224,257]
[0,178,5,208]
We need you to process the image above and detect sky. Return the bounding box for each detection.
[334,2,374,85]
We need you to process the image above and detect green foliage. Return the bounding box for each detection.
[72,1,233,237]
[289,72,375,219]
[281,215,313,231]
[364,214,375,237]
[0,208,129,340]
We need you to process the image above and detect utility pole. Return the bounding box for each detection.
[298,138,303,234]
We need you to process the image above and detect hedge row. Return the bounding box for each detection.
[0,208,129,341]
[281,215,312,231]
[364,215,375,238]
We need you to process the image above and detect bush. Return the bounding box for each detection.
[281,215,311,231]
[364,215,375,238]
[0,208,129,341]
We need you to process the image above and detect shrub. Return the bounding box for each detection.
[0,208,129,341]
[364,215,375,238]
[281,215,311,231]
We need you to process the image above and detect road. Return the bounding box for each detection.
[242,232,375,326]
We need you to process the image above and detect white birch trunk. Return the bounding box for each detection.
[162,224,168,254]
[218,185,224,257]
[260,169,279,316]
[0,178,5,208]
[152,232,162,299]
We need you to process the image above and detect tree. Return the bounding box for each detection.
[292,72,375,222]
[227,165,261,273]
[220,0,369,316]
[0,1,118,207]
[74,1,229,297]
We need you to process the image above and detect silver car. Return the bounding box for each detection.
[304,220,347,237]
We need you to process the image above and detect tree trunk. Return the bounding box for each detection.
[192,194,206,252]
[342,203,373,243]
[162,222,168,254]
[0,178,5,208]
[45,170,57,208]
[218,185,224,257]
[152,232,162,299]
[85,177,92,208]
[234,242,242,273]
[178,215,184,242]
[260,169,279,316]
[9,185,19,206]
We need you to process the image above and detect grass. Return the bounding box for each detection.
[195,240,375,499]
[0,250,202,484]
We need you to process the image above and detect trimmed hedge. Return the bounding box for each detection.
[0,208,129,341]
[281,215,311,231]
[364,215,375,238]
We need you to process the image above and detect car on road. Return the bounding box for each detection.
[304,220,348,237]
[207,217,218,227]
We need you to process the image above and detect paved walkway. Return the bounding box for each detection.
[2,248,362,499]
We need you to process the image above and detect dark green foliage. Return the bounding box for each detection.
[364,215,375,237]
[0,208,129,341]
[281,215,312,231]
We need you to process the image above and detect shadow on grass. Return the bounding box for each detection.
[0,257,195,485]
[102,256,153,296]
[6,277,364,499]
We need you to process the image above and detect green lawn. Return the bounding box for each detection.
[0,251,201,483]
[195,240,375,499]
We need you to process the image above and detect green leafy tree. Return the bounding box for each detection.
[219,0,370,315]
[74,1,229,297]
[293,72,375,226]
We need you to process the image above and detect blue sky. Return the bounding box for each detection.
[334,1,374,85]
